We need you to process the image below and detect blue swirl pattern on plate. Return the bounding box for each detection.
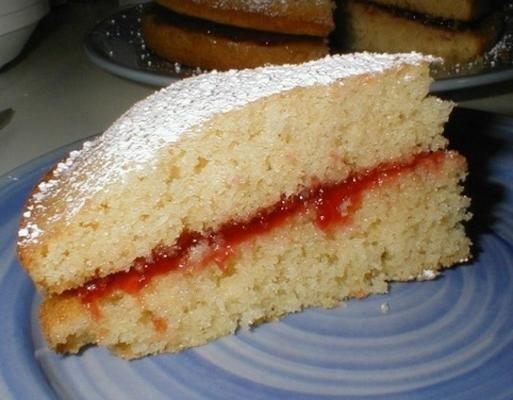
[1,112,513,399]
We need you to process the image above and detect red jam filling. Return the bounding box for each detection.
[75,151,446,315]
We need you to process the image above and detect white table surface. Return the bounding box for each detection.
[1,1,513,177]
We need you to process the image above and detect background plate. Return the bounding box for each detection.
[84,4,513,92]
[1,109,513,399]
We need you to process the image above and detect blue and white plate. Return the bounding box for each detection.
[1,110,513,399]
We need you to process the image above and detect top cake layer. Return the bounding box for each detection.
[155,0,335,36]
[18,52,429,244]
[17,53,451,295]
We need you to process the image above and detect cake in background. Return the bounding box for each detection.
[333,0,503,65]
[140,0,505,71]
[141,0,334,70]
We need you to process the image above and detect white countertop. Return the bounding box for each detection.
[0,2,153,177]
[1,1,513,177]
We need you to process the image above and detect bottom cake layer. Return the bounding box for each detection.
[40,152,470,359]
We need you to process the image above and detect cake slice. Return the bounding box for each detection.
[17,53,471,359]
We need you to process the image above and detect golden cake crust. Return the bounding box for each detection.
[154,0,335,36]
[141,9,328,71]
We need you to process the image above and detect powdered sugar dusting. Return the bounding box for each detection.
[18,53,429,245]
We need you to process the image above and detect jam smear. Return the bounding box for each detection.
[76,151,447,314]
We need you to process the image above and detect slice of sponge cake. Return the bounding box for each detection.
[17,53,471,358]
